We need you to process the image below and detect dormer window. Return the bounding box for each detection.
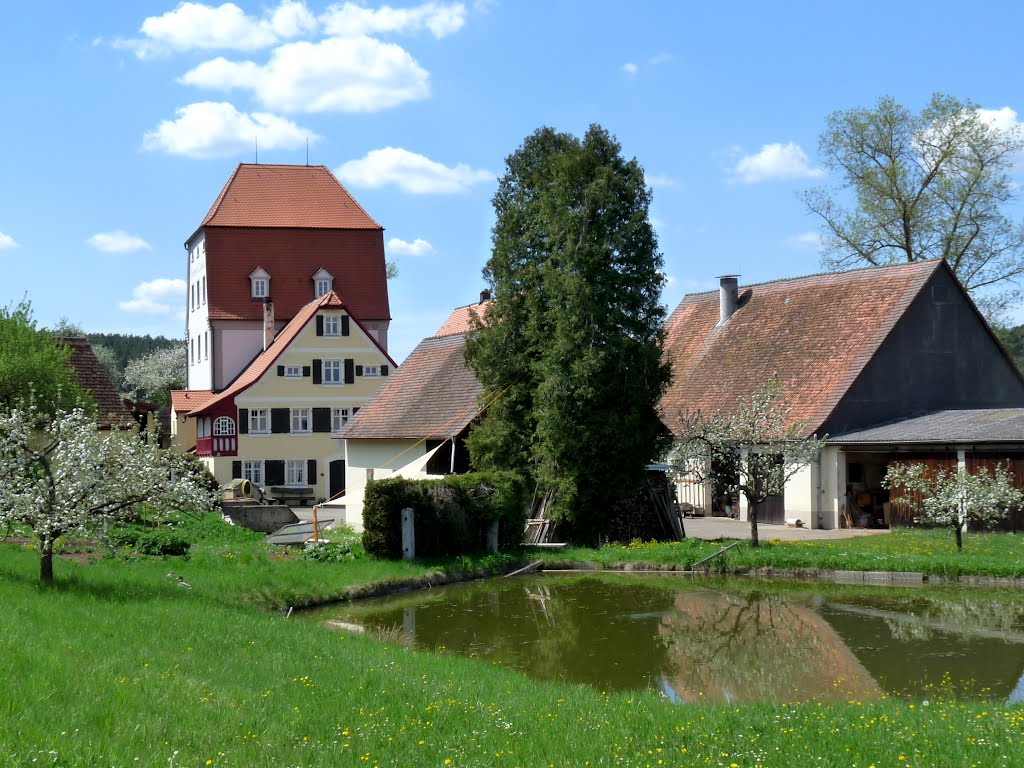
[312,267,334,298]
[250,267,270,300]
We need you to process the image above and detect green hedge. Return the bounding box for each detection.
[362,471,529,559]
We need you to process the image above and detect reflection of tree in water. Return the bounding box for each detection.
[660,589,879,703]
[870,595,1024,644]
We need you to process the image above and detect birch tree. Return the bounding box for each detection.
[670,380,826,547]
[0,406,216,585]
[883,462,1022,550]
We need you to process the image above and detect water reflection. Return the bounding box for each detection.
[314,575,1024,704]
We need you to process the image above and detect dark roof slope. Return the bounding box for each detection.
[201,164,381,230]
[830,408,1024,445]
[338,304,487,440]
[57,336,134,429]
[659,260,943,437]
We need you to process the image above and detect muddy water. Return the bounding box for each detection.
[310,574,1024,703]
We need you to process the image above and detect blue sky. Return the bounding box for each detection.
[3,1,1024,364]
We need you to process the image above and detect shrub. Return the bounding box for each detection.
[362,471,529,559]
[136,529,191,557]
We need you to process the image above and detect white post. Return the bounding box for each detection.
[486,520,499,553]
[401,507,415,560]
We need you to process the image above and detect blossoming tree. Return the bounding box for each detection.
[883,462,1022,550]
[0,407,216,585]
[670,380,827,547]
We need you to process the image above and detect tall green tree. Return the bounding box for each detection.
[803,93,1024,318]
[0,301,90,417]
[465,125,670,539]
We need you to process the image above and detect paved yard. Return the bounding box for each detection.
[682,516,890,541]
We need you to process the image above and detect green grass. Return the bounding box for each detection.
[544,528,1024,578]
[1,519,1023,767]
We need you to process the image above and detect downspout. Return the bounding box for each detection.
[450,438,456,474]
[816,446,823,528]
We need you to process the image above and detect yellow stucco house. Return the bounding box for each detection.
[171,291,395,503]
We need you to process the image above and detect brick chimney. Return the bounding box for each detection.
[717,275,739,326]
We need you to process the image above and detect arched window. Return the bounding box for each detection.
[213,416,236,436]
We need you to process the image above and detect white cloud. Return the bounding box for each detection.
[648,52,673,66]
[118,0,317,58]
[977,106,1022,134]
[88,230,151,253]
[337,147,492,194]
[142,101,318,158]
[180,36,430,113]
[320,1,466,39]
[622,62,638,75]
[387,237,436,256]
[119,278,186,315]
[728,142,825,183]
[0,231,17,250]
[647,173,677,188]
[785,231,823,249]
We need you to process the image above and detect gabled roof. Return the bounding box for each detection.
[338,303,487,440]
[170,389,218,416]
[830,408,1024,445]
[188,291,396,417]
[659,260,944,437]
[434,300,491,337]
[56,336,134,429]
[201,164,381,230]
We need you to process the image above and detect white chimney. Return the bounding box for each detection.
[262,299,275,351]
[718,275,739,326]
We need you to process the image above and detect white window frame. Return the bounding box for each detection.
[323,315,340,336]
[362,364,380,377]
[290,408,311,433]
[242,460,264,486]
[315,278,331,297]
[252,278,268,298]
[331,407,349,432]
[285,460,306,486]
[249,408,270,434]
[285,365,302,378]
[323,359,342,385]
[213,416,235,436]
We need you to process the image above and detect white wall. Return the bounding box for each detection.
[343,440,429,530]
[186,234,211,390]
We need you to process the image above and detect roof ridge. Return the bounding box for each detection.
[682,259,944,298]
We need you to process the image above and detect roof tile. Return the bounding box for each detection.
[659,261,943,437]
[57,336,135,428]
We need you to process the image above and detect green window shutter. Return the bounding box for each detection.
[238,409,248,434]
[341,316,350,336]
[380,365,389,376]
[277,365,284,376]
[316,315,324,336]
[302,366,310,377]
[344,359,354,384]
[232,461,242,479]
[355,365,363,377]
[312,359,322,384]
[307,459,317,484]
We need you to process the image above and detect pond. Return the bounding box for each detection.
[309,574,1024,704]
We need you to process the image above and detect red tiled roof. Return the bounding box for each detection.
[338,313,485,440]
[202,164,380,229]
[659,261,944,438]
[435,300,491,336]
[170,389,218,416]
[190,291,396,417]
[56,336,134,429]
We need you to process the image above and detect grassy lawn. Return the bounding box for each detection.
[545,528,1024,578]
[1,519,1023,767]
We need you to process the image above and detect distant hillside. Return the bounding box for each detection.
[86,333,179,372]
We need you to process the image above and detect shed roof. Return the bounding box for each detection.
[659,260,944,438]
[829,409,1024,445]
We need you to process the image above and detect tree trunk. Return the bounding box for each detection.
[40,537,54,586]
[955,523,963,551]
[749,504,760,548]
